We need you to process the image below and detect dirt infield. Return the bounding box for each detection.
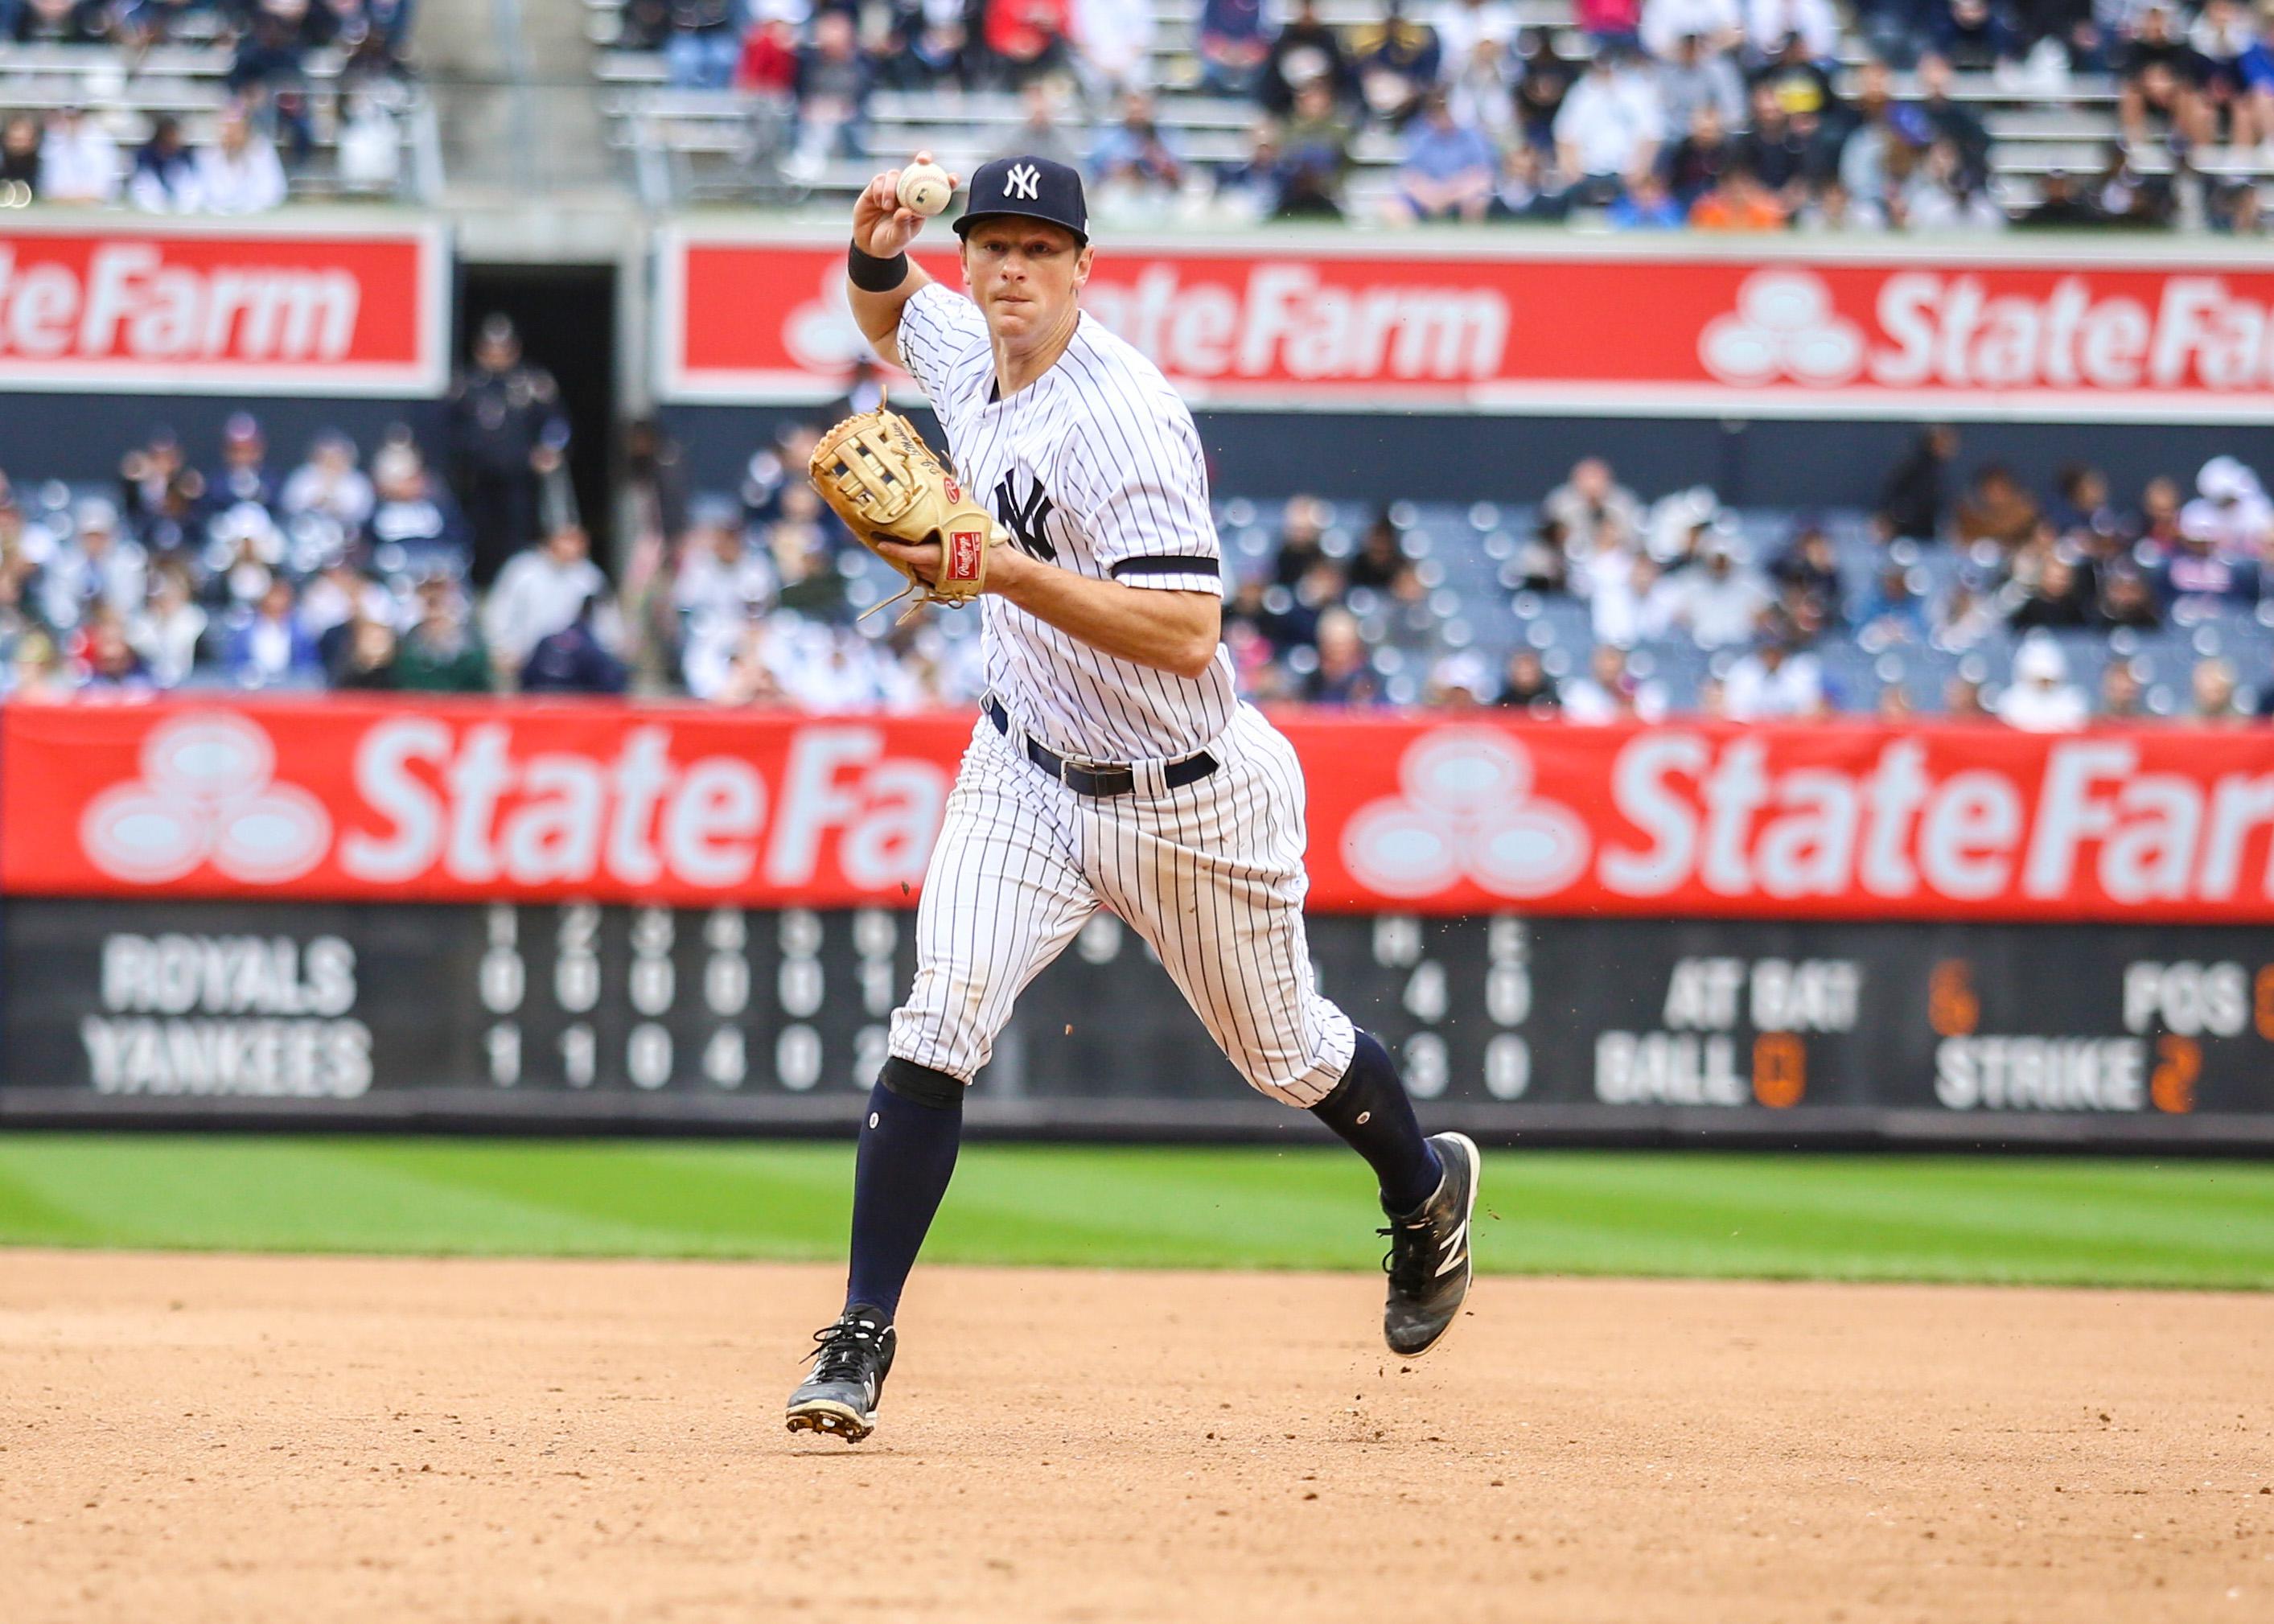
[2,1253,2267,1623]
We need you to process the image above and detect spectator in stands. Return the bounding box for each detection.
[1743,0,1839,63]
[0,113,41,198]
[1511,29,1578,149]
[2180,455,2274,557]
[1074,0,1156,100]
[1643,0,1744,60]
[674,495,775,626]
[1855,561,1928,647]
[664,0,743,89]
[282,431,376,537]
[993,76,1081,168]
[206,412,278,520]
[1346,512,1414,594]
[1611,168,1686,224]
[126,557,206,689]
[1996,633,2088,730]
[303,553,393,668]
[1666,99,1737,202]
[392,578,492,693]
[1770,519,1843,624]
[1578,0,1645,50]
[1260,0,1354,116]
[2156,512,2262,608]
[1725,626,1827,718]
[368,432,469,570]
[1386,91,1496,223]
[520,593,628,696]
[1565,643,1667,722]
[1656,29,1746,138]
[203,503,285,610]
[1197,0,1271,97]
[1932,0,2021,72]
[1425,649,1494,709]
[1956,464,2040,548]
[2018,167,2101,226]
[2008,551,2095,627]
[2099,657,2148,718]
[335,90,403,193]
[793,9,874,170]
[2096,561,2162,628]
[450,315,569,586]
[1666,540,1774,646]
[2118,1,2213,149]
[1735,80,1825,212]
[1902,135,2004,227]
[485,521,609,683]
[76,606,153,695]
[1875,425,1959,544]
[129,115,204,212]
[1491,141,1572,218]
[983,0,1073,86]
[1349,0,1441,125]
[1090,89,1184,219]
[39,104,117,205]
[1688,158,1788,226]
[768,483,846,619]
[734,11,798,94]
[1497,648,1560,712]
[1555,44,1663,202]
[195,106,288,213]
[43,498,146,634]
[1301,606,1380,705]
[2129,473,2185,550]
[7,631,71,701]
[2189,655,2245,723]
[218,575,322,689]
[1545,458,1644,557]
[1914,52,1992,190]
[2244,6,2274,138]
[13,0,109,43]
[1274,78,1356,216]
[330,615,400,690]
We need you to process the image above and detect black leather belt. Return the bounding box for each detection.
[985,696,1218,797]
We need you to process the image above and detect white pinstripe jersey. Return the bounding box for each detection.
[895,281,1236,763]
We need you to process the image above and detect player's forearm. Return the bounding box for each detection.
[848,262,935,372]
[990,551,1220,679]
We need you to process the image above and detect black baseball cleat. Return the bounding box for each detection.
[1380,1133,1482,1359]
[786,1305,896,1443]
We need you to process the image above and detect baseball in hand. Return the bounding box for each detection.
[897,161,954,217]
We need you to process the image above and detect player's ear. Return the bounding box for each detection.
[1074,243,1095,290]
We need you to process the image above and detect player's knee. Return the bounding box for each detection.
[879,1055,966,1109]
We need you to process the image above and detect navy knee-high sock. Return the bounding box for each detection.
[843,1059,964,1322]
[1309,1030,1443,1215]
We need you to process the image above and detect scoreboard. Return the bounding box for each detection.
[5,898,2273,1147]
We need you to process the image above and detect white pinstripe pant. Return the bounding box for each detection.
[889,703,1359,1106]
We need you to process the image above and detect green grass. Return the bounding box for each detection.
[1,1135,2270,1289]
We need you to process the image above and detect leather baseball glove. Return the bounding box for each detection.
[808,405,1003,621]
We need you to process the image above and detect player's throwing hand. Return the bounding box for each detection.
[852,151,960,261]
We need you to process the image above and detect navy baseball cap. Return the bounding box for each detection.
[954,155,1088,245]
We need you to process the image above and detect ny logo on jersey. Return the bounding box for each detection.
[1004,163,1040,200]
[993,471,1057,561]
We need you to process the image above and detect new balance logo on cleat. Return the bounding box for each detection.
[1381,1133,1481,1359]
[1435,1219,1470,1277]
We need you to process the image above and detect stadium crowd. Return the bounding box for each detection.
[0,0,415,208]
[2,381,2270,726]
[613,0,2274,232]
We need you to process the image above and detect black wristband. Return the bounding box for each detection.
[848,241,911,294]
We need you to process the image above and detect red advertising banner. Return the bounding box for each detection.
[0,218,448,395]
[659,229,2274,421]
[9,699,2274,922]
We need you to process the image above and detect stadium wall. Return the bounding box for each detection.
[3,698,2272,1152]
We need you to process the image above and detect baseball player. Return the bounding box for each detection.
[787,153,1481,1442]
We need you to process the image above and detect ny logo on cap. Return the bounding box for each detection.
[1005,163,1040,200]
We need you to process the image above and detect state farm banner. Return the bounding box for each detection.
[0,217,448,395]
[10,699,2274,923]
[658,228,2274,421]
